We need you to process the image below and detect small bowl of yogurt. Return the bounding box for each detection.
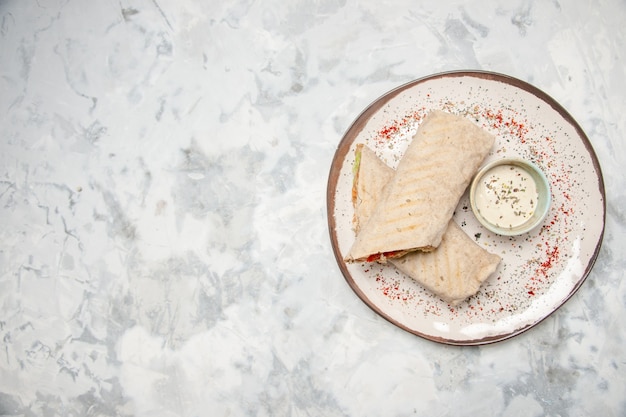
[469,158,551,236]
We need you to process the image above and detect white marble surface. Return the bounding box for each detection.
[0,0,624,415]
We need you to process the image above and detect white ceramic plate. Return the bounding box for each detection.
[327,71,605,345]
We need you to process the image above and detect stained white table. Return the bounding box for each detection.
[1,1,624,415]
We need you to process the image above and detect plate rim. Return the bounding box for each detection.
[326,69,606,346]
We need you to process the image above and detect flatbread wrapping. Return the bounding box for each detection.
[353,144,501,305]
[345,110,495,263]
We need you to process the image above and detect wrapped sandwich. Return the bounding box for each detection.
[345,110,496,263]
[350,137,501,305]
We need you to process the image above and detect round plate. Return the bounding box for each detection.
[327,71,605,345]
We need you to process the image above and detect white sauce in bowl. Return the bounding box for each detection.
[474,164,539,229]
